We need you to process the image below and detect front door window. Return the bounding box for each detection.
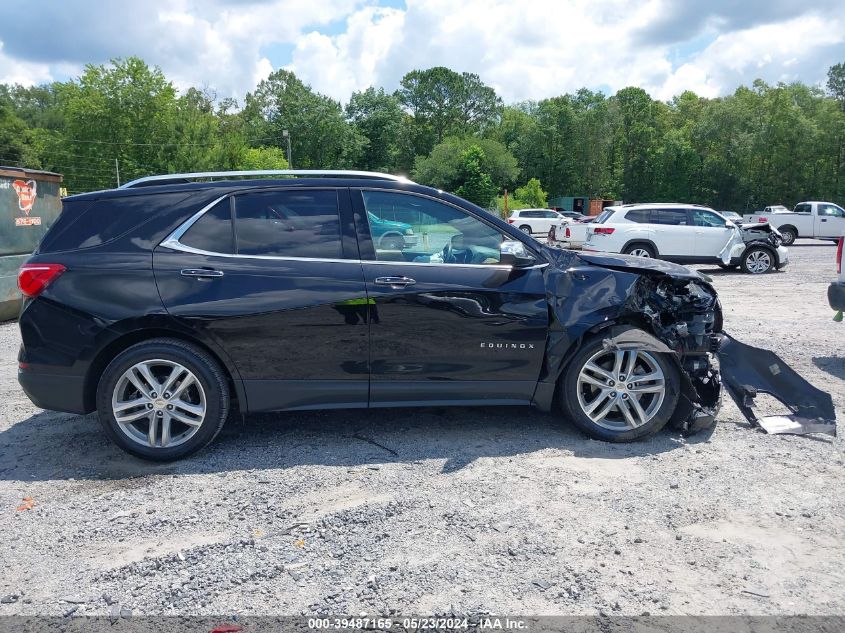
[362,190,507,265]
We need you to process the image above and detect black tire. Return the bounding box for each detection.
[779,227,797,245]
[96,338,230,461]
[623,243,655,258]
[740,246,775,274]
[558,328,681,442]
[519,225,532,235]
[380,235,404,250]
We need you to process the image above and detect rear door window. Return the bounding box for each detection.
[653,209,689,225]
[233,189,342,258]
[180,199,234,253]
[794,204,811,214]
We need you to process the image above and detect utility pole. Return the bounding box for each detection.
[282,130,292,168]
[115,158,121,187]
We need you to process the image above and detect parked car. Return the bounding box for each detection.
[553,209,587,221]
[742,201,845,245]
[548,216,595,249]
[582,203,788,274]
[18,170,812,460]
[507,208,565,236]
[830,235,845,316]
[367,211,418,250]
[718,211,742,222]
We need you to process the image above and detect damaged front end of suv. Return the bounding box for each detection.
[535,248,836,438]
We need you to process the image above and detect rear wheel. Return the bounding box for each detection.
[741,247,774,274]
[623,243,655,258]
[519,225,532,235]
[779,227,797,245]
[96,338,230,461]
[559,330,680,442]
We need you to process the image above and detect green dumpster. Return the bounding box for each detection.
[0,167,63,321]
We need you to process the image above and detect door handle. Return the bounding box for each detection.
[374,276,416,287]
[181,268,224,278]
[820,218,828,222]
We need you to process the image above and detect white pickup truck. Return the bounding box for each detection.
[743,201,845,245]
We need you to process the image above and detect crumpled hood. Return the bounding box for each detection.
[575,250,708,281]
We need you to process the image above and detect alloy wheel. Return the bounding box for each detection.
[629,248,651,258]
[745,250,772,274]
[576,349,666,431]
[111,359,206,449]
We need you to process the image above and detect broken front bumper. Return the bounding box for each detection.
[717,335,837,436]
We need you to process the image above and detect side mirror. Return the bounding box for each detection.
[725,220,736,228]
[500,240,537,268]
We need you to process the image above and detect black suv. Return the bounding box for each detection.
[17,170,818,461]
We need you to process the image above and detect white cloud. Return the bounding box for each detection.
[1,0,844,103]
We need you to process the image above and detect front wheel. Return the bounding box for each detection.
[380,235,404,250]
[558,330,680,442]
[519,225,532,235]
[96,338,230,461]
[741,247,774,274]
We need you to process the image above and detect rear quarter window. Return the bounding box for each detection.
[624,208,651,223]
[39,192,191,253]
[594,209,615,224]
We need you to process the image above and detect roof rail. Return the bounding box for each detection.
[120,169,411,189]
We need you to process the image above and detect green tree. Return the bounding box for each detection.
[514,177,547,207]
[413,136,518,191]
[237,146,289,170]
[398,67,502,157]
[827,62,845,110]
[454,145,497,207]
[346,87,404,172]
[0,101,35,165]
[243,69,364,169]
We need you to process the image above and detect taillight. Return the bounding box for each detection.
[758,218,766,223]
[18,263,66,298]
[837,237,843,275]
[593,227,615,235]
[507,219,514,224]
[565,227,571,238]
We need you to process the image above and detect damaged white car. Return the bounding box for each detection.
[583,204,788,274]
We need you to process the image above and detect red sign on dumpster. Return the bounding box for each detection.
[12,179,37,213]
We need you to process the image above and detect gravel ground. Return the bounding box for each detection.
[0,239,843,617]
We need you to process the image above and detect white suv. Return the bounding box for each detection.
[583,203,789,274]
[507,209,565,236]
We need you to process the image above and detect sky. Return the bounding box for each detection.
[1,0,844,104]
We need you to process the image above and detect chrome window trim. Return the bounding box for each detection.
[161,194,230,249]
[159,188,549,271]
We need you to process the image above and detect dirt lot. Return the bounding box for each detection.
[0,240,843,617]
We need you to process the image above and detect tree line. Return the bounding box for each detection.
[2,56,845,213]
